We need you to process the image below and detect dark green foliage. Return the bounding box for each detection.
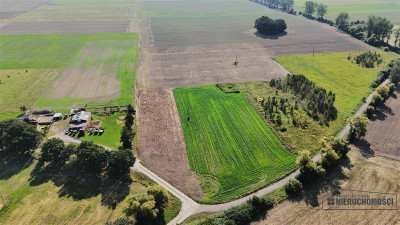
[371,93,384,107]
[336,12,349,30]
[127,104,136,115]
[304,1,315,16]
[0,119,41,155]
[76,141,108,175]
[316,3,327,18]
[106,149,135,178]
[254,16,287,35]
[59,144,77,164]
[125,113,134,128]
[354,51,382,68]
[390,64,400,85]
[285,178,303,196]
[295,150,326,184]
[120,126,133,149]
[366,16,393,42]
[196,196,273,225]
[41,138,65,163]
[285,74,337,121]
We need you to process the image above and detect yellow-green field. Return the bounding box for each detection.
[276,51,398,116]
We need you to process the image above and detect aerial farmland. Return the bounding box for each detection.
[0,0,399,224]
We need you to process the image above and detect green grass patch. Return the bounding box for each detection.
[0,33,138,70]
[0,69,60,115]
[174,86,297,203]
[80,113,125,149]
[164,194,182,223]
[219,82,346,156]
[275,51,398,116]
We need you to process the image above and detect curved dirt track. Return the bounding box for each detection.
[133,80,389,225]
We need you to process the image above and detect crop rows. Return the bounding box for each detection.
[174,86,297,202]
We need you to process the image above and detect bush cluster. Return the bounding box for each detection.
[351,51,382,68]
[254,16,287,35]
[370,58,400,88]
[196,196,274,225]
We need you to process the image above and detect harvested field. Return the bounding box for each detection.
[137,89,204,199]
[251,150,400,225]
[0,21,130,35]
[352,89,400,161]
[0,0,49,19]
[139,43,289,89]
[139,0,372,89]
[12,4,137,22]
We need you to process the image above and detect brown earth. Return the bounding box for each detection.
[137,89,204,199]
[0,21,130,35]
[251,150,400,225]
[138,42,289,89]
[352,89,400,161]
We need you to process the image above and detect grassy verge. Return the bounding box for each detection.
[174,86,297,203]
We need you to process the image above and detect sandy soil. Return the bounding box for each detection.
[138,42,289,89]
[137,89,204,199]
[251,150,400,225]
[352,89,400,161]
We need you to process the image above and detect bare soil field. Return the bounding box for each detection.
[138,42,289,89]
[137,89,204,199]
[0,21,130,35]
[139,0,372,89]
[352,89,400,161]
[0,0,49,19]
[251,150,400,225]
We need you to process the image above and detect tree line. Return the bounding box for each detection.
[120,104,136,150]
[271,74,338,121]
[371,58,400,88]
[250,0,295,13]
[348,51,383,68]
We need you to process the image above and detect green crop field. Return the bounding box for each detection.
[276,51,398,116]
[218,82,347,156]
[80,113,125,149]
[294,0,400,24]
[0,33,139,120]
[174,86,297,203]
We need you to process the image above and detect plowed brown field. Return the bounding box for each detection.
[137,89,204,199]
[352,89,400,161]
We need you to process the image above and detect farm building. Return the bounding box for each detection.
[52,113,63,121]
[21,110,59,125]
[69,110,92,130]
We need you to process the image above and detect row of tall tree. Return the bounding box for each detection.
[120,104,136,150]
[304,1,327,18]
[252,0,295,12]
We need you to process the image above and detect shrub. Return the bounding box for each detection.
[376,85,390,100]
[320,145,340,168]
[365,105,375,118]
[254,16,287,35]
[371,93,384,107]
[147,185,169,209]
[349,116,369,139]
[285,178,303,196]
